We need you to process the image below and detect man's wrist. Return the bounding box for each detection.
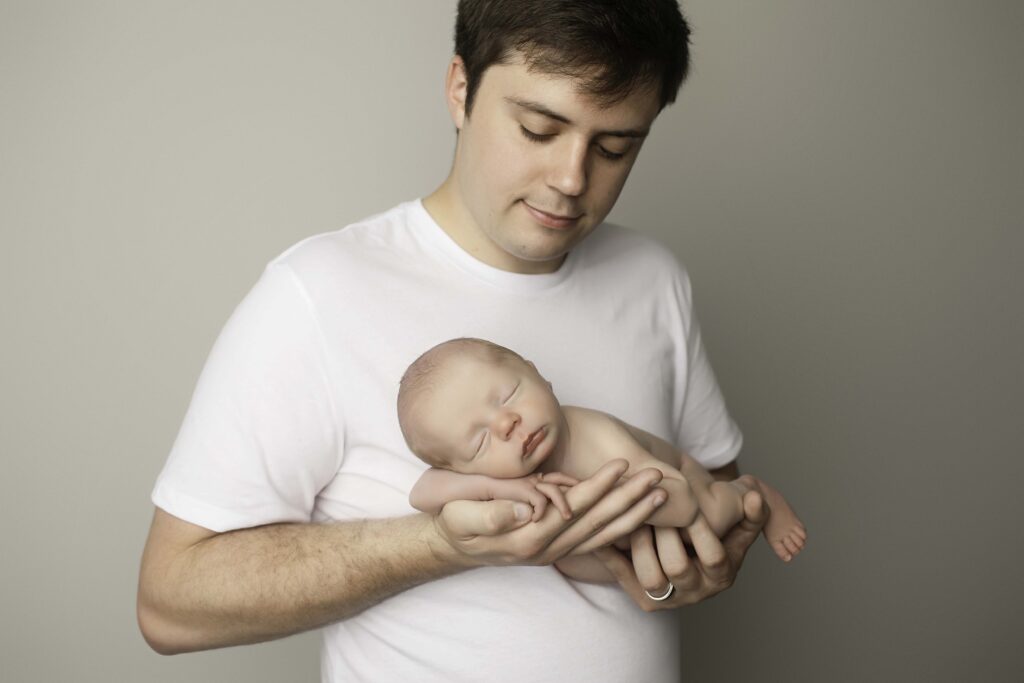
[417,511,483,571]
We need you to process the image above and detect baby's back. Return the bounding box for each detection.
[550,406,674,480]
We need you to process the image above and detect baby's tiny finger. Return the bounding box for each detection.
[541,472,579,486]
[536,482,572,520]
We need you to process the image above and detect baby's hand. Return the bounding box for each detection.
[537,472,579,521]
[487,472,580,522]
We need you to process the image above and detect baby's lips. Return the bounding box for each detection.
[522,426,545,456]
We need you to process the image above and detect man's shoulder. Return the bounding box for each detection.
[578,222,690,287]
[269,200,424,275]
[585,222,682,267]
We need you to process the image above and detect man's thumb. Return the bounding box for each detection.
[742,490,768,528]
[443,499,533,537]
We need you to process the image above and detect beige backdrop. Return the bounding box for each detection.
[2,1,1021,681]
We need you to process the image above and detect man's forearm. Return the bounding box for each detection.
[138,512,462,654]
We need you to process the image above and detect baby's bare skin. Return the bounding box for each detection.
[556,406,806,562]
[401,341,807,564]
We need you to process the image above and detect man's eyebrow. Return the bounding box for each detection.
[504,96,650,139]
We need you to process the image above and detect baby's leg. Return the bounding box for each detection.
[721,475,807,561]
[691,475,806,561]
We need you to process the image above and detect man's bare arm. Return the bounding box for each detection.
[137,509,456,655]
[137,460,667,655]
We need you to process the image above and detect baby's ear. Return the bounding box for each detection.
[525,360,552,388]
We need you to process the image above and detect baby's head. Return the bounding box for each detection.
[398,338,565,478]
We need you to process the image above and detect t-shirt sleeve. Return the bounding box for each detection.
[151,262,342,532]
[671,267,744,470]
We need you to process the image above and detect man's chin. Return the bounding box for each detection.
[511,236,579,264]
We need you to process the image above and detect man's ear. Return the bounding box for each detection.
[444,55,469,131]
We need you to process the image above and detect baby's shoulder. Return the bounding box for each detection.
[563,406,645,451]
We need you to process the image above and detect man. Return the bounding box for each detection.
[138,1,767,680]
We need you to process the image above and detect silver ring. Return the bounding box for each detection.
[643,584,674,601]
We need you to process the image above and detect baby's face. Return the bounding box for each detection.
[412,355,564,478]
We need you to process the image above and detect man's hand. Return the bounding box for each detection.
[431,459,668,568]
[595,489,768,611]
[485,472,579,522]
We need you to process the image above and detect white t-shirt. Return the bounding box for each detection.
[153,199,742,682]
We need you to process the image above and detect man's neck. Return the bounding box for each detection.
[422,180,566,275]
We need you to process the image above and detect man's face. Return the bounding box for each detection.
[413,355,564,478]
[446,54,662,274]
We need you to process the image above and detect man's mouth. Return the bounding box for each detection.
[523,427,546,458]
[522,201,582,229]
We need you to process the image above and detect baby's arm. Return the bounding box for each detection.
[409,468,576,522]
[409,469,499,514]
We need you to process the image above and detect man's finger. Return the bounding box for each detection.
[559,459,631,511]
[531,459,642,538]
[651,526,697,592]
[440,499,533,539]
[685,514,729,582]
[529,491,547,522]
[595,545,680,611]
[720,489,767,564]
[741,489,768,527]
[540,472,579,487]
[532,462,662,557]
[567,485,666,556]
[629,526,668,594]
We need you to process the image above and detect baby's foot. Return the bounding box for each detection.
[756,480,807,562]
[767,517,807,562]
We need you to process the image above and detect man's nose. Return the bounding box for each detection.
[546,138,589,197]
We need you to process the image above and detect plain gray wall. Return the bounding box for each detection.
[1,1,1020,681]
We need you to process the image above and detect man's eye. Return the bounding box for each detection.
[520,125,553,142]
[597,146,626,161]
[522,125,626,161]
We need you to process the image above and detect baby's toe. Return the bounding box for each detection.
[772,540,792,562]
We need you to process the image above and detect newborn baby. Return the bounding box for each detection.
[398,337,807,563]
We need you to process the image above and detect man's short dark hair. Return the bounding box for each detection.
[455,0,692,116]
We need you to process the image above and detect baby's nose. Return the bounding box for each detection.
[494,411,520,439]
